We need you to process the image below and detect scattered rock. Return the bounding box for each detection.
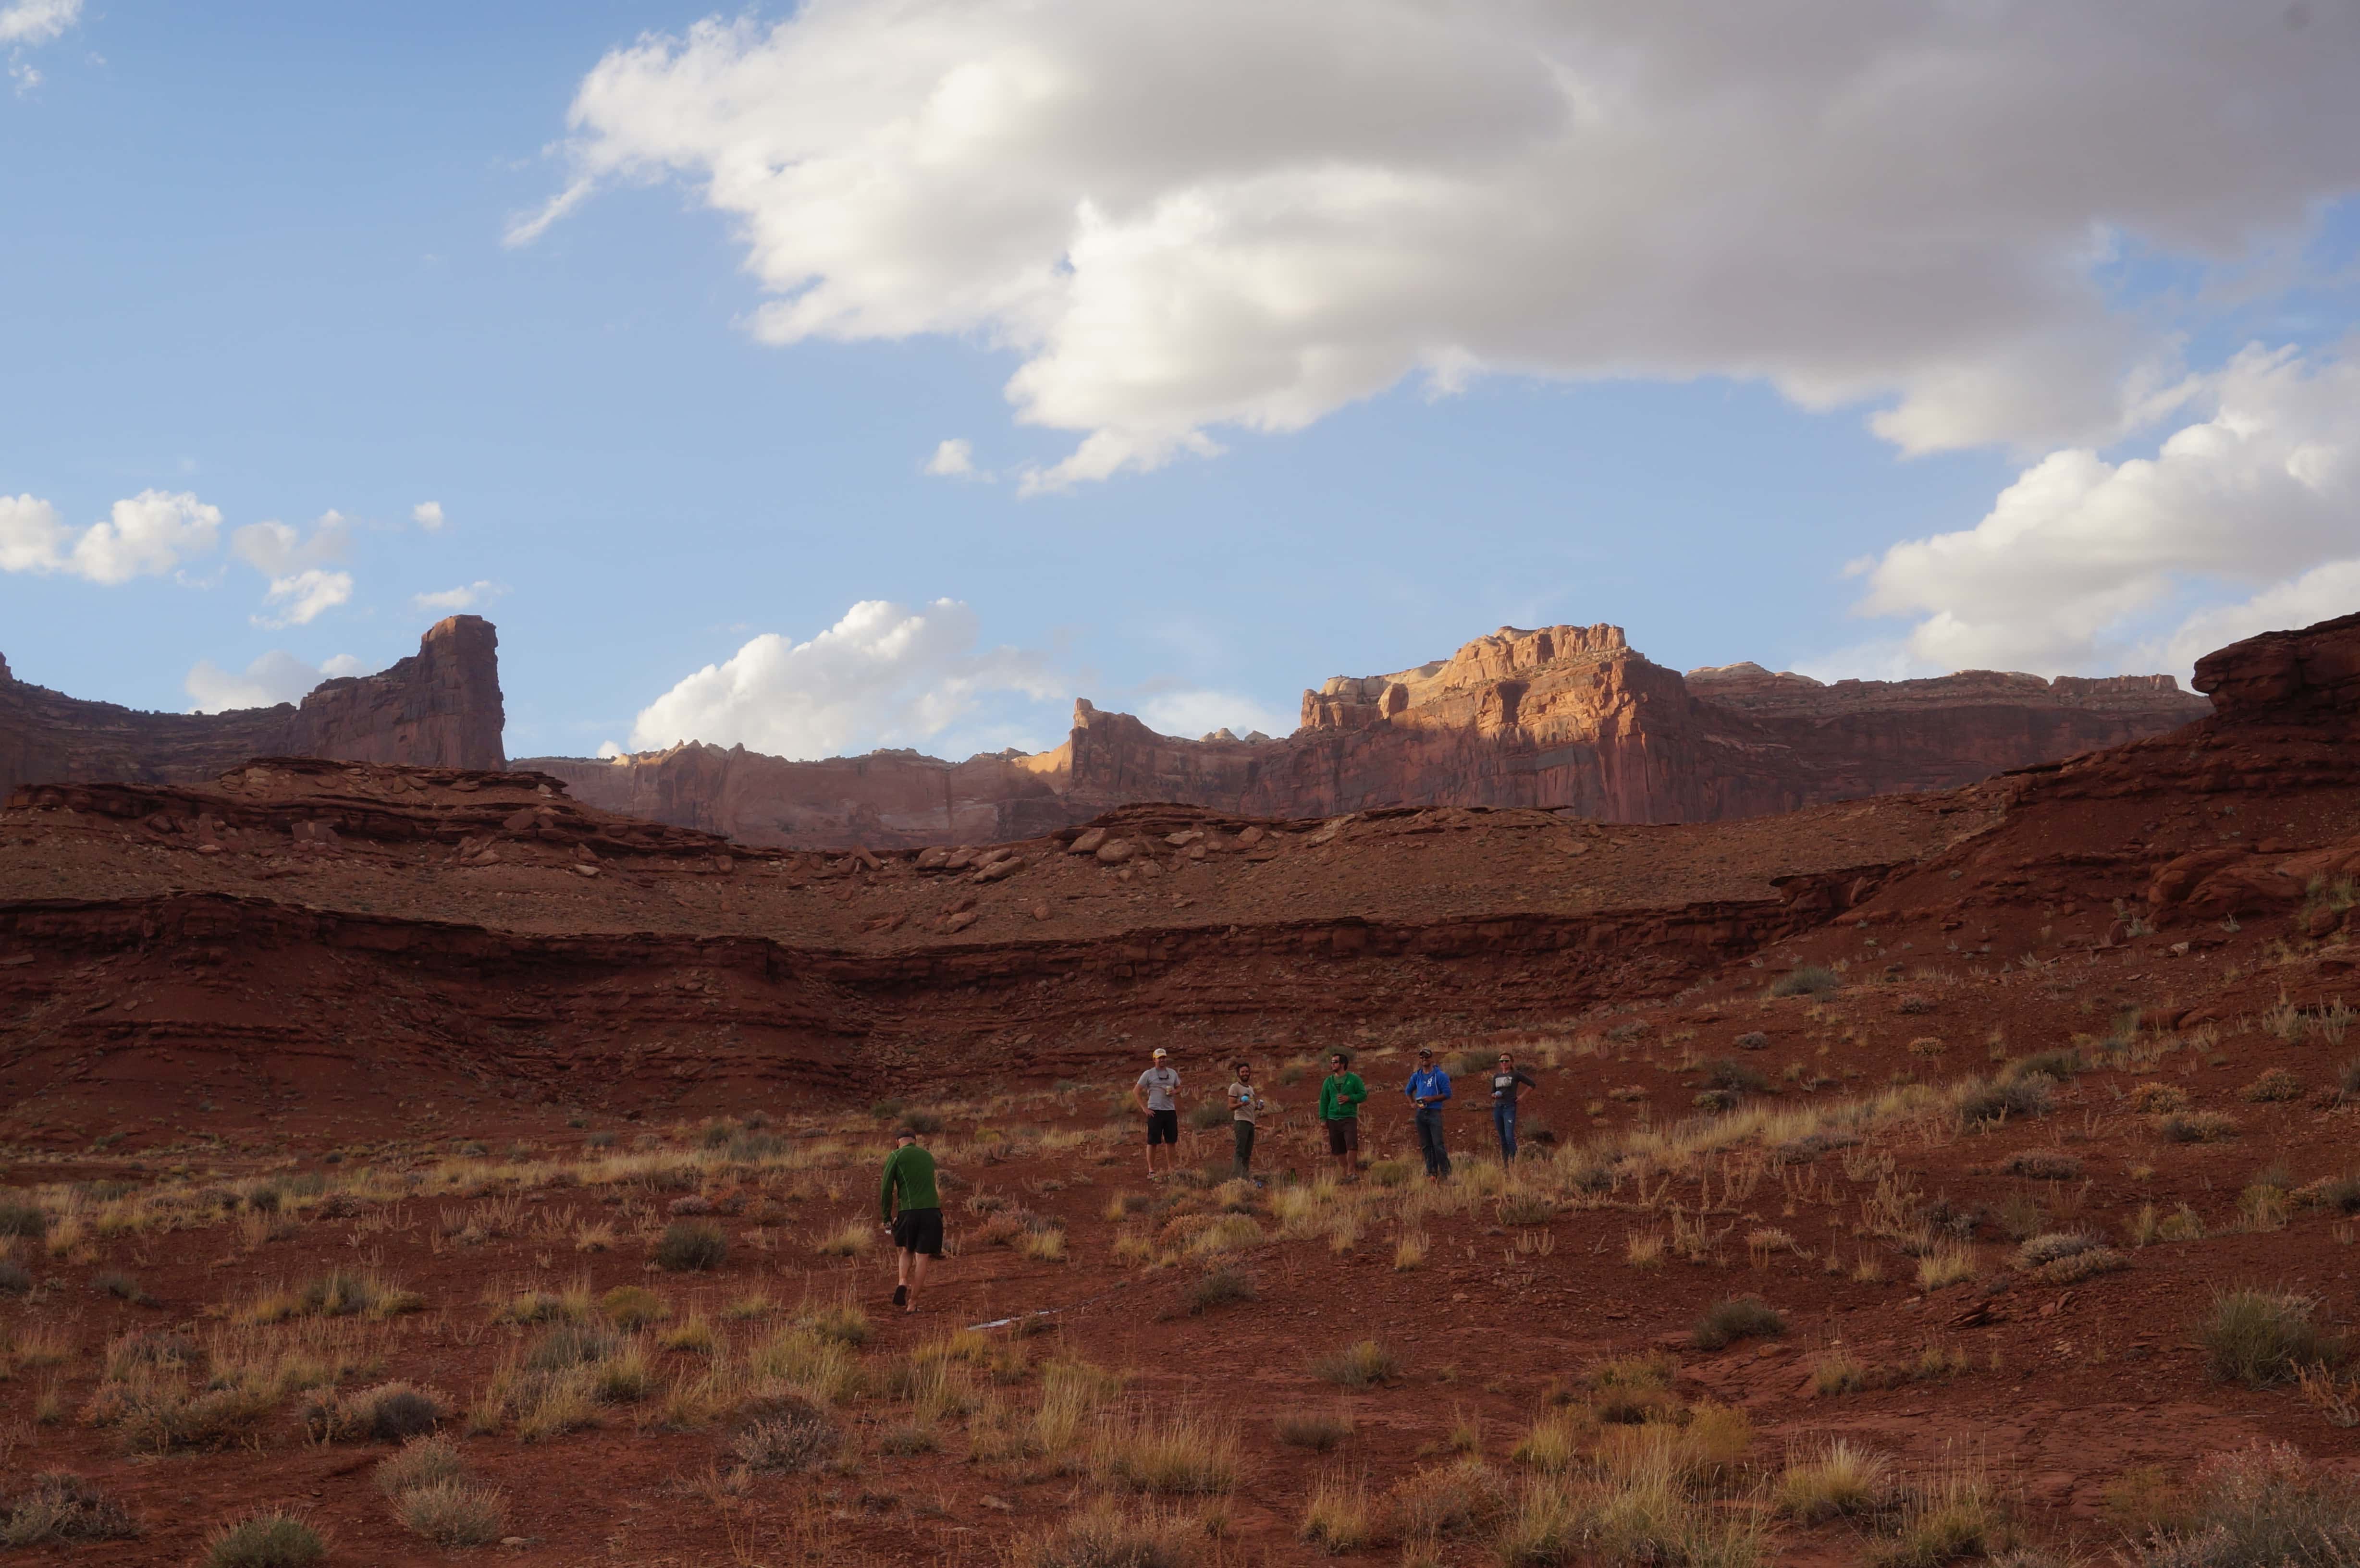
[1095,839,1135,865]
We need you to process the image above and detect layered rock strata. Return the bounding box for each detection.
[0,616,505,797]
[528,623,2208,847]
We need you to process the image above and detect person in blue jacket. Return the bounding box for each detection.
[1404,1046,1453,1180]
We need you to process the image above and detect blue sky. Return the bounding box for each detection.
[5,2,2357,762]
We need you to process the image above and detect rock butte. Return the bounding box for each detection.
[0,614,505,799]
[519,623,2209,847]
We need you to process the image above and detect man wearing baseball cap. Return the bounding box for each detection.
[1405,1046,1454,1180]
[1133,1047,1182,1179]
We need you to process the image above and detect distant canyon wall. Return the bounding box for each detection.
[523,624,2211,848]
[0,615,505,799]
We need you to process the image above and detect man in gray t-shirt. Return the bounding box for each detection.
[1132,1047,1181,1178]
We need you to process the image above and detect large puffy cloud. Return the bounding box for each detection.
[530,1,2360,487]
[234,512,355,628]
[0,0,79,46]
[0,489,222,584]
[184,649,365,714]
[625,599,1059,759]
[1853,346,2360,676]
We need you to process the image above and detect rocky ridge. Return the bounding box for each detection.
[527,622,2208,847]
[0,615,505,799]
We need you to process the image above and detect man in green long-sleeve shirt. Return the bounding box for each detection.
[879,1130,944,1313]
[1319,1051,1368,1181]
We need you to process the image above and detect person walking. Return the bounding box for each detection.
[1227,1061,1266,1183]
[878,1128,943,1313]
[1488,1051,1539,1161]
[1405,1047,1453,1180]
[1317,1051,1368,1181]
[1134,1047,1182,1179]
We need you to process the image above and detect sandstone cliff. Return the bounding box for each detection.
[523,623,2211,847]
[0,615,505,798]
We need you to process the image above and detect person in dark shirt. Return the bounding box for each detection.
[1488,1051,1540,1160]
[879,1129,943,1312]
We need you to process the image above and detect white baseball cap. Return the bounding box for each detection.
[1151,1047,1168,1058]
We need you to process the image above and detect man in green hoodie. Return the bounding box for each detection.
[879,1128,943,1313]
[1318,1050,1368,1181]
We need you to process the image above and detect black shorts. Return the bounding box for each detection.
[890,1207,943,1257]
[1146,1108,1180,1146]
[1325,1117,1360,1155]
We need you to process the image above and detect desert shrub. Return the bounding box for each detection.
[2128,1082,2189,1114]
[1185,1100,1228,1131]
[2038,1246,2128,1286]
[2240,1069,2303,1103]
[1777,1439,1892,1521]
[2001,1151,2082,1180]
[1692,1296,1786,1350]
[0,1472,139,1545]
[1957,1076,2053,1127]
[1275,1407,1354,1452]
[0,1260,29,1295]
[2160,1112,2241,1144]
[730,1394,837,1473]
[654,1219,728,1273]
[1367,1159,1410,1188]
[1312,1339,1401,1388]
[201,1512,326,1568]
[2131,1442,2360,1568]
[1734,1030,1770,1050]
[2017,1232,2100,1268]
[393,1480,507,1547]
[1184,1267,1256,1315]
[1497,1191,1557,1226]
[898,1108,944,1135]
[1512,1409,1595,1472]
[1382,1459,1510,1541]
[0,1196,49,1238]
[1871,1469,2005,1568]
[1021,1498,1198,1568]
[1704,1058,1767,1094]
[2313,1175,2360,1215]
[1770,966,1841,999]
[2201,1289,2342,1387]
[804,1299,871,1347]
[1916,1246,1977,1290]
[2003,1049,2082,1083]
[303,1381,447,1444]
[373,1434,465,1496]
[598,1285,667,1327]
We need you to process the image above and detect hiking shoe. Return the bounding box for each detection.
[892,1284,908,1307]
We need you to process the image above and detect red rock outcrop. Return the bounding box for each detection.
[0,615,505,797]
[528,623,2208,847]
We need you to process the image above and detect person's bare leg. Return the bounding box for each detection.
[894,1247,913,1307]
[906,1250,932,1311]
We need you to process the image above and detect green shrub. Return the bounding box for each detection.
[0,1196,49,1238]
[1703,1058,1766,1094]
[1692,1296,1787,1350]
[1957,1076,2053,1127]
[598,1285,668,1327]
[654,1220,728,1273]
[2002,1049,2082,1083]
[201,1512,325,1568]
[2200,1289,2342,1387]
[1184,1267,1256,1315]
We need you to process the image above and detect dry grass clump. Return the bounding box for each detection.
[200,1512,326,1568]
[2239,1069,2304,1103]
[2016,1232,2100,1268]
[373,1433,465,1496]
[391,1481,508,1548]
[1382,1458,1511,1542]
[1311,1339,1401,1388]
[2037,1245,2128,1285]
[1275,1405,1355,1452]
[654,1220,728,1272]
[1691,1296,1786,1350]
[2159,1111,2241,1144]
[2130,1441,2360,1568]
[1916,1245,1977,1290]
[302,1381,449,1444]
[1869,1460,2008,1568]
[1020,1497,1198,1568]
[0,1472,139,1545]
[598,1285,667,1327]
[1956,1076,2053,1127]
[729,1393,838,1473]
[813,1220,874,1257]
[1100,1408,1239,1495]
[1511,1408,1595,1473]
[1182,1266,1255,1315]
[1299,1468,1376,1553]
[243,1268,422,1324]
[2128,1081,2189,1114]
[1776,1439,1893,1520]
[1770,965,1841,998]
[2200,1289,2344,1388]
[2000,1150,2082,1180]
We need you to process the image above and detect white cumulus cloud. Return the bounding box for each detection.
[1852,345,2360,678]
[0,0,79,46]
[252,569,354,630]
[628,598,1058,759]
[924,438,983,479]
[1137,689,1294,740]
[412,580,504,614]
[183,649,358,713]
[412,501,446,531]
[0,489,224,584]
[528,1,2360,488]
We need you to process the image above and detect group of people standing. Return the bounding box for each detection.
[1134,1044,1539,1182]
